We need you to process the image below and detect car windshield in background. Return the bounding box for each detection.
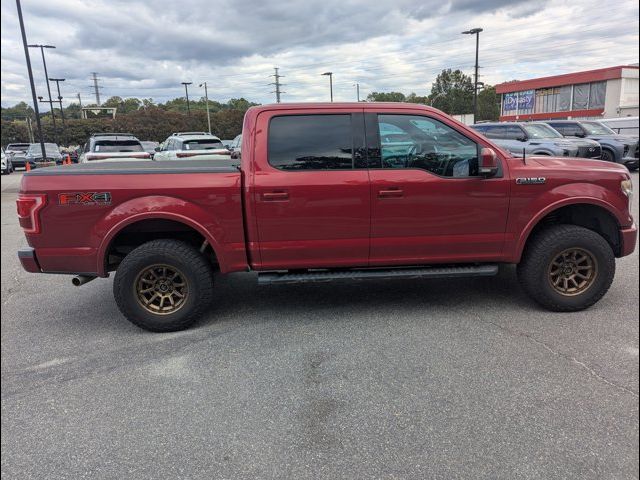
[581,122,616,135]
[27,143,59,154]
[94,141,143,152]
[183,140,224,150]
[523,124,563,138]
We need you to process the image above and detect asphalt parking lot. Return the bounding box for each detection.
[1,170,638,479]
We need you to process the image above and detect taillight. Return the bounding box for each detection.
[16,194,47,234]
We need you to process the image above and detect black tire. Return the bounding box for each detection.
[517,225,615,312]
[600,149,615,163]
[114,239,215,332]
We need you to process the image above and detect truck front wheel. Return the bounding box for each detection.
[113,239,215,332]
[517,225,615,311]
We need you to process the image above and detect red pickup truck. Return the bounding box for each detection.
[17,103,637,331]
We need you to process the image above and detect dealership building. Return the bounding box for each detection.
[495,65,639,122]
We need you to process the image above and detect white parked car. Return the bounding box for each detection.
[154,132,230,161]
[1,148,13,174]
[80,133,150,163]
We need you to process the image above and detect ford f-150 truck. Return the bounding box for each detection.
[17,103,637,331]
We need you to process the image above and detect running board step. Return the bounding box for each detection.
[258,264,499,285]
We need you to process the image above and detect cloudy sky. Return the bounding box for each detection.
[1,0,638,109]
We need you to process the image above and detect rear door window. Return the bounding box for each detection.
[268,115,354,170]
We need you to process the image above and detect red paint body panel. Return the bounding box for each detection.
[17,102,637,279]
[250,106,370,269]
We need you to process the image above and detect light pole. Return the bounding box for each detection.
[181,82,192,116]
[354,83,360,102]
[16,0,46,159]
[28,44,56,130]
[322,72,333,102]
[49,78,65,127]
[462,27,483,121]
[199,82,211,134]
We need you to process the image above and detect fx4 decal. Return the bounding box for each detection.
[516,177,546,185]
[58,192,112,206]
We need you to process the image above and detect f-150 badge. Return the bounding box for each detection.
[516,177,546,185]
[58,192,112,205]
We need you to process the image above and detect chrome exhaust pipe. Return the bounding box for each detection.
[72,275,97,287]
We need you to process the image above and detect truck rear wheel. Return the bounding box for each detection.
[517,225,615,311]
[113,239,215,332]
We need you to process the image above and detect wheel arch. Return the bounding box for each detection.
[97,212,224,276]
[515,199,623,262]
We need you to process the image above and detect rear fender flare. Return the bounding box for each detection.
[95,195,226,276]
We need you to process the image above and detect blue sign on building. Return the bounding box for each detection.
[503,90,535,112]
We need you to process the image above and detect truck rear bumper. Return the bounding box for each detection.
[18,247,41,273]
[620,223,637,257]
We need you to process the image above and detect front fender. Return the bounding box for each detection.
[508,182,628,262]
[94,195,237,276]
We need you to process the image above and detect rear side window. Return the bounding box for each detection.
[268,115,353,170]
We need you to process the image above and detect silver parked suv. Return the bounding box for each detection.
[471,122,602,159]
[544,120,639,171]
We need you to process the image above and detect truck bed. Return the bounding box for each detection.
[20,159,247,276]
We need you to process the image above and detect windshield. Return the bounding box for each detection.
[183,140,224,150]
[28,143,59,154]
[94,140,143,152]
[523,124,563,139]
[580,121,616,135]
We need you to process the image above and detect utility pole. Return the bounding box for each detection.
[90,72,102,105]
[354,83,360,102]
[322,72,333,102]
[182,82,192,116]
[17,1,46,158]
[49,78,65,127]
[199,82,211,134]
[27,43,56,132]
[462,27,483,121]
[270,67,285,103]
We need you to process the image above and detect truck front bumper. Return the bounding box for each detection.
[620,223,638,257]
[18,247,41,273]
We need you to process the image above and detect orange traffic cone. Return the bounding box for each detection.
[66,154,72,165]
[25,161,31,172]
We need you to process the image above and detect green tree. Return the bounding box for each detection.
[428,69,474,115]
[366,91,406,102]
[406,92,429,104]
[476,86,500,122]
[1,102,35,121]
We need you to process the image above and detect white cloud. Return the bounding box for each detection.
[1,0,638,108]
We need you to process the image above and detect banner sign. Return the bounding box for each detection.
[503,90,535,112]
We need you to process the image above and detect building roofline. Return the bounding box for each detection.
[495,65,639,94]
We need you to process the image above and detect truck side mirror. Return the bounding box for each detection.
[479,147,498,177]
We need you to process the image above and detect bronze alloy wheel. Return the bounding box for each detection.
[134,264,189,315]
[548,247,598,297]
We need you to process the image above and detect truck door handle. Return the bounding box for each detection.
[378,188,403,198]
[262,191,289,201]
